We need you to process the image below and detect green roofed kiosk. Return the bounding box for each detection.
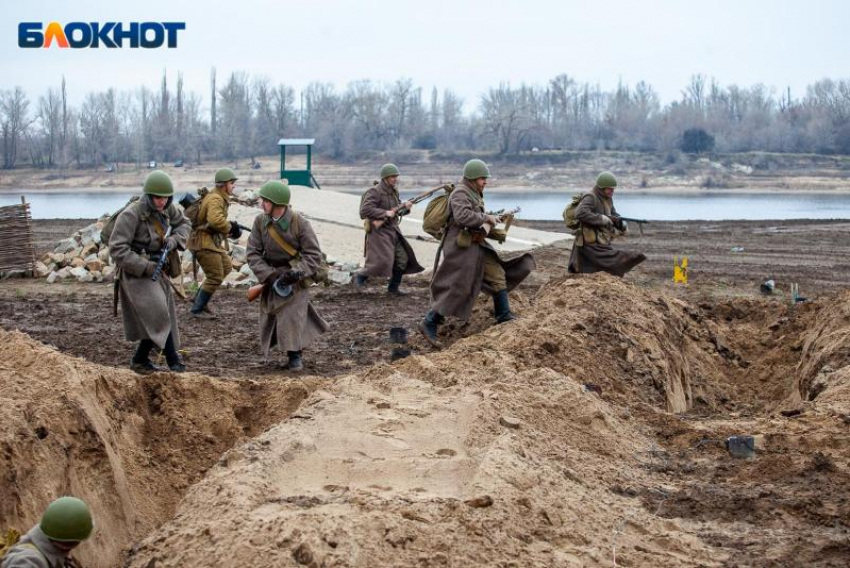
[278,138,319,188]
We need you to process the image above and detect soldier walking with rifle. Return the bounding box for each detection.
[567,171,647,277]
[419,159,536,347]
[355,164,425,295]
[108,170,190,373]
[186,167,244,317]
[246,181,329,371]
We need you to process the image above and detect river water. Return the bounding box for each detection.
[2,189,850,221]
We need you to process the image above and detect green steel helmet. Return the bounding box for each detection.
[596,171,618,189]
[40,497,93,542]
[214,167,238,184]
[463,159,491,180]
[143,170,174,196]
[379,163,400,179]
[258,180,291,205]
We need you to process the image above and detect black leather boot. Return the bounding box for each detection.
[387,268,407,296]
[418,309,444,347]
[493,289,516,323]
[355,273,368,288]
[190,289,216,318]
[287,351,304,371]
[131,340,160,374]
[163,333,186,373]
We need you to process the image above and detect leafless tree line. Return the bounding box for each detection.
[1,71,850,170]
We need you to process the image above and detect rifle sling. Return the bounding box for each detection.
[150,217,167,243]
[267,219,300,258]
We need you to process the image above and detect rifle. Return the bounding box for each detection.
[610,214,650,236]
[371,183,454,230]
[472,206,522,244]
[151,227,173,282]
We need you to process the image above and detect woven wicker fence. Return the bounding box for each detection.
[0,197,36,275]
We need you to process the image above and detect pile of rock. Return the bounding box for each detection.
[37,221,114,283]
[234,189,259,206]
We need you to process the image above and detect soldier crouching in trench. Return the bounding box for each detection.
[1,497,93,568]
[109,170,190,374]
[246,181,329,371]
[418,159,536,347]
[568,171,646,277]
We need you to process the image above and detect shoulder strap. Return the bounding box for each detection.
[150,216,167,240]
[267,221,300,258]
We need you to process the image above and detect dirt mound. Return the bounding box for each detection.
[6,274,849,567]
[0,329,320,568]
[120,276,751,567]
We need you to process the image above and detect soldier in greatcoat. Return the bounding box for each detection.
[109,170,190,373]
[246,181,329,371]
[568,171,646,277]
[355,163,424,295]
[419,159,535,347]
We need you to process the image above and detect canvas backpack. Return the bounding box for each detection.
[562,193,585,232]
[184,187,210,229]
[100,195,141,244]
[421,183,465,240]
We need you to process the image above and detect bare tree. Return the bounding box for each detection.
[0,87,32,169]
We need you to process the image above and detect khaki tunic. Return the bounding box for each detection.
[359,180,424,277]
[187,187,233,294]
[246,207,329,355]
[568,187,646,276]
[430,179,535,320]
[186,186,230,253]
[1,525,76,568]
[109,196,190,349]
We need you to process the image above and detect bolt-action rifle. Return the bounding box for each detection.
[371,183,455,230]
[472,206,522,244]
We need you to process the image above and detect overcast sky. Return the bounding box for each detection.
[2,0,847,111]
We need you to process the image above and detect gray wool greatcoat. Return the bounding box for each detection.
[430,179,535,320]
[1,525,76,567]
[568,187,646,276]
[246,207,329,355]
[109,196,190,349]
[359,180,424,277]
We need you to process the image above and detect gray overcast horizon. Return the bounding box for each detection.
[2,0,847,111]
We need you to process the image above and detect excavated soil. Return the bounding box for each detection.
[117,276,850,568]
[2,220,850,567]
[0,332,322,567]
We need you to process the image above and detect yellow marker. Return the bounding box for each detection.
[673,256,689,284]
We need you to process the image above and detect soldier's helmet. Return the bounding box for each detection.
[143,170,174,197]
[40,497,94,542]
[463,159,491,180]
[596,171,618,189]
[215,167,238,184]
[380,164,400,179]
[258,180,291,205]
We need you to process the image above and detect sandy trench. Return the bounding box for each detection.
[2,271,849,567]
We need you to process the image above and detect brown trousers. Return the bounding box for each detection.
[196,249,232,293]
